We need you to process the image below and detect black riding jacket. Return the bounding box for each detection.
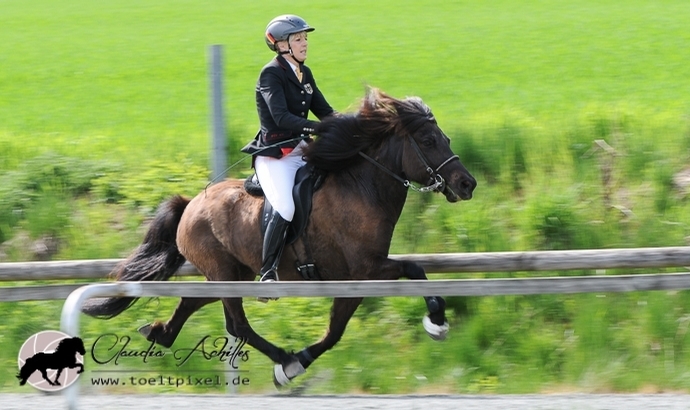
[241,55,334,158]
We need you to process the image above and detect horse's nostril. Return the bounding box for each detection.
[468,178,477,191]
[458,177,477,199]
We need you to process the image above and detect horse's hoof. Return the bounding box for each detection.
[273,360,306,388]
[423,315,449,341]
[257,296,280,303]
[138,323,153,339]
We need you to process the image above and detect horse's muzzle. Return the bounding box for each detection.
[444,174,476,202]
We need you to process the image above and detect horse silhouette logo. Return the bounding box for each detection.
[17,330,85,391]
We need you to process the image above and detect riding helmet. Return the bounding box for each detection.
[264,15,314,52]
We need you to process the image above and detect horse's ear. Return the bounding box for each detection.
[363,86,379,111]
[364,87,396,116]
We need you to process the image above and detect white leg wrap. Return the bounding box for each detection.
[285,360,306,379]
[273,360,306,386]
[423,315,449,341]
[274,364,291,386]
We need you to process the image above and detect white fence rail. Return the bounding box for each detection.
[60,273,690,335]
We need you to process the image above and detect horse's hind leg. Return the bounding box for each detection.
[39,369,57,386]
[276,297,363,387]
[52,368,63,385]
[139,297,216,348]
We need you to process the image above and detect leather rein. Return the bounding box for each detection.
[358,135,459,193]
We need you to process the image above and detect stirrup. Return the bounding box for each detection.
[257,270,280,303]
[259,270,279,282]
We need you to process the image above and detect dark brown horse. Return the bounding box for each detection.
[83,88,476,386]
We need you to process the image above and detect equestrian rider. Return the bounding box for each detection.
[241,14,335,283]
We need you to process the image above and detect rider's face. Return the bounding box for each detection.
[288,32,308,60]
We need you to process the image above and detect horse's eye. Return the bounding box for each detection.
[422,137,434,147]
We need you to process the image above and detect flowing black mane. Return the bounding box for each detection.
[55,337,84,354]
[303,88,435,172]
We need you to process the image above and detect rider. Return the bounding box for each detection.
[241,14,335,283]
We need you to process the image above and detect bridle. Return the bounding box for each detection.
[358,135,459,193]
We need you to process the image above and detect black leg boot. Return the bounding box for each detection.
[259,210,290,283]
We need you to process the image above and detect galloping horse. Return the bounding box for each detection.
[83,88,476,385]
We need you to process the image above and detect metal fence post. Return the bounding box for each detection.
[209,44,227,182]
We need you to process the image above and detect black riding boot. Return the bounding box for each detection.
[259,210,290,282]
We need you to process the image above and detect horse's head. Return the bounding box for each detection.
[361,88,477,202]
[56,337,86,356]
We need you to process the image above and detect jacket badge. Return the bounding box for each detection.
[304,83,313,94]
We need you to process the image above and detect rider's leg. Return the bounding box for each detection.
[253,141,307,282]
[258,208,289,282]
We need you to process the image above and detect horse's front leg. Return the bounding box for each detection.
[384,259,449,341]
[276,297,363,387]
[221,298,295,377]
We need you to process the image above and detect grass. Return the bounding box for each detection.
[3,0,690,165]
[2,0,690,395]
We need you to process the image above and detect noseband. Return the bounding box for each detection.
[358,135,459,193]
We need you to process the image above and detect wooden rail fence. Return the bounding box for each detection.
[0,246,688,302]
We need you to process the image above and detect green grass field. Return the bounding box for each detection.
[2,0,690,395]
[3,0,689,165]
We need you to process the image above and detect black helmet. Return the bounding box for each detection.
[264,14,314,52]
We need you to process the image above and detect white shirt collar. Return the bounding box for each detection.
[286,59,300,75]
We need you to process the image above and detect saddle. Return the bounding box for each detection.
[244,164,326,279]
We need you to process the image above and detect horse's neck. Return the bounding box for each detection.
[55,340,74,354]
[335,151,409,221]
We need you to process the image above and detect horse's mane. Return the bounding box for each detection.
[55,337,81,353]
[303,88,434,172]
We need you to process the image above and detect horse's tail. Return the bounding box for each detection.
[17,357,36,385]
[82,195,191,318]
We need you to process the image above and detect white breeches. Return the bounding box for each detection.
[254,140,308,222]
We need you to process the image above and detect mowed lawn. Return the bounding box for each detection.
[1,0,689,170]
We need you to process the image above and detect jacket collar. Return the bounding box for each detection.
[275,55,303,88]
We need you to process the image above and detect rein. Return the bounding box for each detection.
[358,136,459,193]
[207,130,459,196]
[206,136,309,187]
